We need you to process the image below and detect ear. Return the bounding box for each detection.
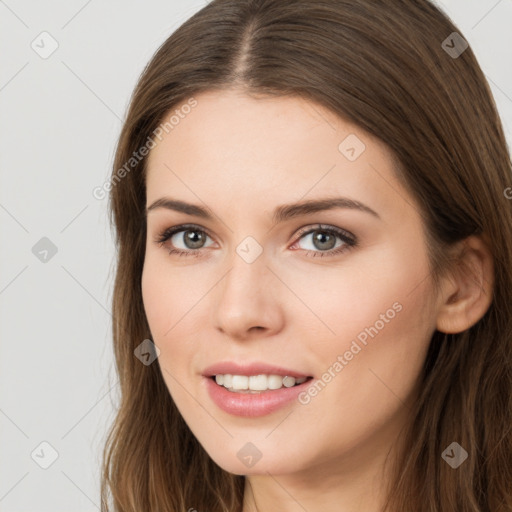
[435,235,494,334]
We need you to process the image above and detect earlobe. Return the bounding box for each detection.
[435,235,494,334]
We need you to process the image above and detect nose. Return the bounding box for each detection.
[213,247,285,341]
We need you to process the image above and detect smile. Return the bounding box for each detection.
[213,374,309,392]
[204,375,314,417]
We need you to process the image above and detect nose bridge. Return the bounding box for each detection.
[213,236,284,337]
[221,237,268,304]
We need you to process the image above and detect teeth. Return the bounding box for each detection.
[223,374,233,388]
[213,374,308,392]
[232,375,249,390]
[283,376,296,387]
[249,374,268,391]
[268,375,283,390]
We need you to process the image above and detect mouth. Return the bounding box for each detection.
[203,369,315,417]
[209,374,313,393]
[202,362,314,416]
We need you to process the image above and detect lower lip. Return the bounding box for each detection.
[204,376,313,417]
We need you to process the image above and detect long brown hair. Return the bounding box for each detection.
[102,0,512,510]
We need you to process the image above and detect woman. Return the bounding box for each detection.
[102,0,512,510]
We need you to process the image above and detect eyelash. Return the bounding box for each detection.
[154,223,357,259]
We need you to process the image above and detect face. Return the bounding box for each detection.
[142,89,440,482]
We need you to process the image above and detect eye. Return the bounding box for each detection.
[154,223,357,259]
[154,224,215,257]
[290,224,357,257]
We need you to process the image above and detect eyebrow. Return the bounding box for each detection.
[146,196,380,224]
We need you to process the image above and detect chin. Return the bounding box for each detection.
[204,445,304,476]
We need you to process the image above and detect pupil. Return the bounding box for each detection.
[185,230,204,249]
[313,230,335,250]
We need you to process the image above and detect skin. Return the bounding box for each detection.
[141,89,493,512]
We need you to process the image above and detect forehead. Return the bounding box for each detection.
[145,89,409,222]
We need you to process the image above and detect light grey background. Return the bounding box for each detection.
[1,1,511,510]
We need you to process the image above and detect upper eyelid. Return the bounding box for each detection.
[295,224,354,240]
[160,223,215,240]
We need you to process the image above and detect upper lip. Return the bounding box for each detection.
[202,362,312,379]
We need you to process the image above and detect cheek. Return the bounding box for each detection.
[284,241,436,406]
[275,238,433,342]
[141,259,196,410]
[280,281,434,469]
[141,254,191,383]
[142,260,168,341]
[141,250,206,340]
[141,250,215,398]
[297,263,435,428]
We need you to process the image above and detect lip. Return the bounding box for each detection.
[202,361,311,379]
[203,375,313,417]
[201,361,314,417]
